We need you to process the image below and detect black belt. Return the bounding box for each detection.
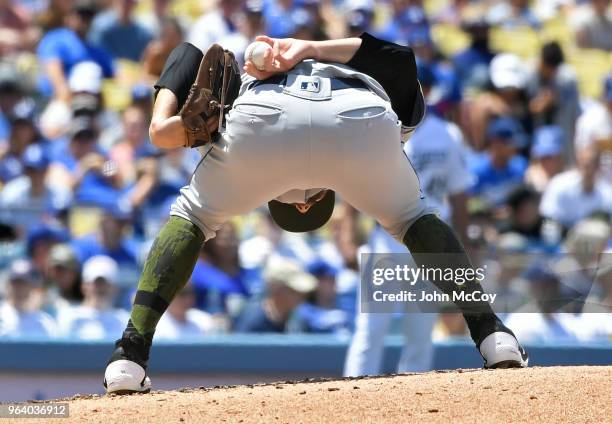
[249,75,366,91]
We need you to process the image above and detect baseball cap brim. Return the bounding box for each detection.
[268,190,335,233]
[491,71,526,90]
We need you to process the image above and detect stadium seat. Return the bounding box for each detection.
[490,27,540,59]
[101,60,144,111]
[568,48,612,99]
[540,16,573,48]
[172,0,209,19]
[431,24,471,57]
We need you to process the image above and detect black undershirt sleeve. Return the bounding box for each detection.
[346,33,419,125]
[154,42,203,112]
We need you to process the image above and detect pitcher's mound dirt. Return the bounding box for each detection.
[22,366,612,423]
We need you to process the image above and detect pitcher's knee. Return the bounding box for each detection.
[381,204,434,243]
[169,197,224,242]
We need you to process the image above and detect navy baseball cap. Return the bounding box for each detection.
[26,224,70,256]
[531,126,563,159]
[486,116,527,148]
[268,190,335,233]
[307,259,338,277]
[22,143,49,170]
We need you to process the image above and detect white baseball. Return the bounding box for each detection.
[244,41,271,71]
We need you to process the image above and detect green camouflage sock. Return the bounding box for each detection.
[127,216,205,344]
[402,214,505,344]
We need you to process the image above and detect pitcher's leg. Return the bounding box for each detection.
[129,216,204,343]
[105,101,302,392]
[332,106,527,367]
[104,216,204,394]
[402,214,507,344]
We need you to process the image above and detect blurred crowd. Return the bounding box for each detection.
[0,0,610,345]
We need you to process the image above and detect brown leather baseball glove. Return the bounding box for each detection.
[179,44,241,148]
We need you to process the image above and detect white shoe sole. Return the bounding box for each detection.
[104,359,152,394]
[479,332,529,369]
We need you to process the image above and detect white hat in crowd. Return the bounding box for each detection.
[490,53,528,90]
[39,99,71,139]
[82,255,119,285]
[263,256,317,294]
[68,61,103,94]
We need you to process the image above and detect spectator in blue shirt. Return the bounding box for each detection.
[293,260,351,334]
[43,244,84,315]
[261,0,296,39]
[191,222,249,317]
[26,224,70,275]
[0,259,58,338]
[498,185,552,252]
[469,116,528,207]
[36,0,114,100]
[0,66,24,147]
[376,0,429,46]
[409,29,462,118]
[0,101,41,184]
[453,19,495,90]
[234,257,316,333]
[89,0,153,62]
[525,125,566,193]
[48,116,122,208]
[0,144,72,229]
[526,42,580,159]
[56,255,129,339]
[70,202,139,269]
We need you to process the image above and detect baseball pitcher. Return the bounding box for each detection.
[103,33,528,394]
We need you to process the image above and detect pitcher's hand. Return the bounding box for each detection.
[243,36,316,80]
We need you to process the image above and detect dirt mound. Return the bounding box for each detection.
[16,366,612,423]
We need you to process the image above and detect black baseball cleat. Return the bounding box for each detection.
[478,331,529,369]
[103,332,152,394]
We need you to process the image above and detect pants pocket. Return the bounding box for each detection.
[230,102,283,119]
[336,105,387,121]
[225,101,285,139]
